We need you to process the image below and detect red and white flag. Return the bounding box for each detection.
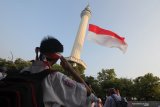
[87,24,128,53]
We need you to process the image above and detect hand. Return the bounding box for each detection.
[98,98,102,103]
[60,56,71,71]
[98,98,103,107]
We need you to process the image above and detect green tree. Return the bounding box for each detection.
[96,69,117,98]
[0,58,16,71]
[114,78,134,99]
[97,69,116,83]
[133,73,160,101]
[0,58,7,66]
[85,76,101,96]
[96,68,134,100]
[14,58,31,70]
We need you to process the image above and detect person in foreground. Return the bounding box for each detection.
[21,36,101,107]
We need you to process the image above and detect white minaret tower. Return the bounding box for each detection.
[66,5,91,69]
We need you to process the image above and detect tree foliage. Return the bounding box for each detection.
[1,57,160,101]
[133,73,160,101]
[0,58,31,72]
[97,69,116,83]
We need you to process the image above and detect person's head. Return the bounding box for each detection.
[108,88,116,95]
[106,89,110,96]
[115,87,120,96]
[39,36,63,65]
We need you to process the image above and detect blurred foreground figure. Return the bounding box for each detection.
[22,36,102,107]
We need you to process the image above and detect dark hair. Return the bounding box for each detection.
[109,88,116,95]
[40,36,63,54]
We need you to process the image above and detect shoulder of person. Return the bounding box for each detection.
[111,94,121,101]
[89,93,99,102]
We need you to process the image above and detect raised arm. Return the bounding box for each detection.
[60,56,91,96]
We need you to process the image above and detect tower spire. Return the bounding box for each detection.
[87,0,90,6]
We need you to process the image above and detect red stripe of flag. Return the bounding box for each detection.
[89,24,125,44]
[88,24,128,53]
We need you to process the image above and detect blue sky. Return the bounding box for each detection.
[0,0,160,79]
